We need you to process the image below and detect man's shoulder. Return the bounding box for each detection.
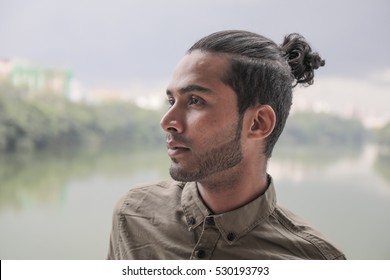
[112,180,185,215]
[272,205,346,260]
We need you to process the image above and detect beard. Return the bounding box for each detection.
[169,117,243,182]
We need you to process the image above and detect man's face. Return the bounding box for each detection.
[160,50,243,182]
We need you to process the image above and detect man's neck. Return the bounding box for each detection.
[196,165,269,214]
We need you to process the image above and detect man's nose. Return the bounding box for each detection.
[160,105,184,134]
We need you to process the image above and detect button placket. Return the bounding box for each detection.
[190,216,220,260]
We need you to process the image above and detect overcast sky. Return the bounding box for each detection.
[1,0,389,123]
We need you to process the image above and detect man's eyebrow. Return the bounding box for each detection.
[166,84,212,96]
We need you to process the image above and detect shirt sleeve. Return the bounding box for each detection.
[106,192,128,260]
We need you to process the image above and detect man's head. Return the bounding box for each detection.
[187,30,325,158]
[161,30,324,182]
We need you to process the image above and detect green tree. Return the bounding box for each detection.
[279,112,366,146]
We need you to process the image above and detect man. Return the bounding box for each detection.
[107,30,346,260]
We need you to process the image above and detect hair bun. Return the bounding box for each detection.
[280,33,325,86]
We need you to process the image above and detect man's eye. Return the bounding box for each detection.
[189,96,202,105]
[167,98,175,107]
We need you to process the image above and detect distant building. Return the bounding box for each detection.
[0,58,73,98]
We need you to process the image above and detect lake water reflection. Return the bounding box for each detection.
[0,144,389,259]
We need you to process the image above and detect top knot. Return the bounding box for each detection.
[280,33,325,86]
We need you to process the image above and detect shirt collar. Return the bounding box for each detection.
[181,175,277,244]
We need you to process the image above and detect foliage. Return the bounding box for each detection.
[279,112,367,146]
[0,81,165,153]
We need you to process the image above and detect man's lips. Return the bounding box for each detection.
[166,141,190,157]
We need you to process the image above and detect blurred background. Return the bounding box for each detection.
[0,0,389,259]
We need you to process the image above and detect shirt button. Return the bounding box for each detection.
[188,217,196,225]
[227,232,236,241]
[196,249,206,259]
[205,216,215,226]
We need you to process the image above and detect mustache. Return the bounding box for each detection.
[166,134,192,147]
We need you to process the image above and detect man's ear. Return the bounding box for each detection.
[246,105,276,139]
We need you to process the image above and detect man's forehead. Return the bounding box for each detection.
[167,50,229,89]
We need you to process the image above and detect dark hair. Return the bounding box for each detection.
[188,30,325,158]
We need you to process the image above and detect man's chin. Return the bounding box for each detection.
[169,165,200,182]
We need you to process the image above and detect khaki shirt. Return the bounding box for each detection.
[107,178,345,260]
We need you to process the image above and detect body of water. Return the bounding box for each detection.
[0,144,389,259]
